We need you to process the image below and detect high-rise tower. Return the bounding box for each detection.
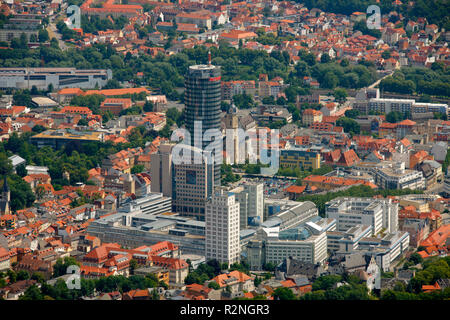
[205,189,240,265]
[184,63,222,186]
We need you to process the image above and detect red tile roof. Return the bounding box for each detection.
[212,270,251,288]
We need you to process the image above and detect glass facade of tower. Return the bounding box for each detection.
[185,64,222,186]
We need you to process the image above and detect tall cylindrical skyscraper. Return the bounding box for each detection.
[185,64,222,186]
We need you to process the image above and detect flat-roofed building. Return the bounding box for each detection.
[352,89,448,117]
[327,224,373,253]
[246,217,335,270]
[0,14,42,43]
[358,231,410,271]
[280,147,321,170]
[86,207,206,255]
[262,200,319,231]
[30,97,59,109]
[251,106,292,124]
[30,129,103,149]
[172,145,214,220]
[373,162,425,190]
[325,197,398,235]
[0,68,112,90]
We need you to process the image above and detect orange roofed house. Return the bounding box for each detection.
[302,175,377,191]
[210,270,254,294]
[302,109,323,126]
[418,224,450,257]
[100,98,132,116]
[219,29,258,44]
[410,150,433,169]
[175,11,213,30]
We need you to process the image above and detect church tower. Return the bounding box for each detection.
[0,176,11,215]
[124,173,135,195]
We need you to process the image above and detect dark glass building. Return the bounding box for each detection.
[185,64,222,186]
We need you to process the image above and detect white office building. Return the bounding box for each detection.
[326,197,398,235]
[245,217,335,269]
[373,162,425,190]
[205,189,241,265]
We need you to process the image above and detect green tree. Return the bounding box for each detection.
[273,287,296,300]
[208,281,220,290]
[0,153,13,176]
[38,29,49,43]
[233,93,255,109]
[53,257,80,278]
[336,117,360,135]
[31,272,45,284]
[381,50,391,59]
[322,72,338,89]
[312,275,342,291]
[254,276,262,287]
[409,253,424,265]
[20,285,43,300]
[129,259,138,275]
[386,111,403,123]
[345,109,360,119]
[333,88,348,104]
[77,118,88,126]
[16,270,30,281]
[131,164,145,174]
[143,101,154,112]
[320,53,331,63]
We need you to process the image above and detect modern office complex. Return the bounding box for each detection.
[325,197,399,235]
[205,189,241,265]
[172,146,213,220]
[86,193,206,255]
[373,162,425,190]
[184,63,222,186]
[0,68,112,90]
[262,200,319,231]
[327,224,373,253]
[356,231,410,272]
[245,216,335,270]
